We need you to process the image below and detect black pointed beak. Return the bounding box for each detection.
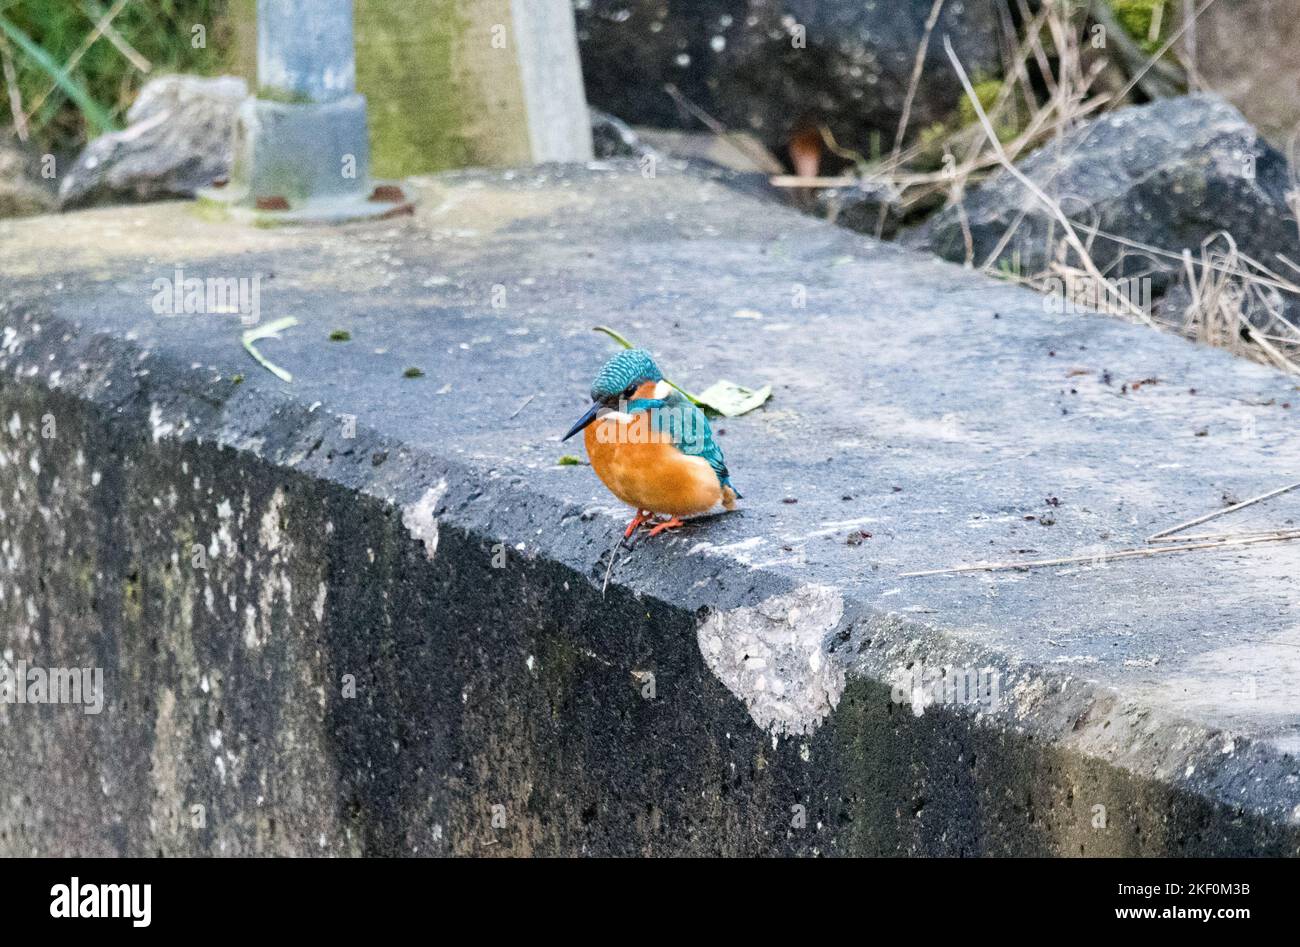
[563,402,603,441]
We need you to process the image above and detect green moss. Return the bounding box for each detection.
[995,251,1024,281]
[217,0,257,84]
[909,77,1020,172]
[1110,0,1169,54]
[355,0,471,176]
[557,455,582,466]
[403,367,424,378]
[957,78,1000,128]
[255,85,316,105]
[250,159,312,204]
[328,329,352,342]
[958,77,1022,144]
[354,0,533,175]
[190,196,231,224]
[122,565,144,625]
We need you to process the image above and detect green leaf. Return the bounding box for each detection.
[557,454,584,466]
[241,317,298,383]
[591,325,634,350]
[0,15,118,134]
[694,380,772,417]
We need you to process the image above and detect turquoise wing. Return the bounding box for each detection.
[630,392,740,495]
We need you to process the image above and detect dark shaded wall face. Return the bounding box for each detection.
[573,0,1007,160]
[1,341,1295,856]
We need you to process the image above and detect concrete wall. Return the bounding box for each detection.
[0,304,1293,855]
[3,164,1299,856]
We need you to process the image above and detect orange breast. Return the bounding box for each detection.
[584,412,722,516]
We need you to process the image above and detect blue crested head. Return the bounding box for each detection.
[563,348,665,441]
[590,348,662,403]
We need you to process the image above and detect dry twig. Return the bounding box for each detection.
[1146,481,1300,541]
[876,0,947,237]
[0,32,25,141]
[902,530,1300,578]
[944,35,1156,327]
[22,0,134,122]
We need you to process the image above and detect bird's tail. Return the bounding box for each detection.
[722,478,742,509]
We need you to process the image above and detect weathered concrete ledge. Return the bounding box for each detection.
[1,164,1298,855]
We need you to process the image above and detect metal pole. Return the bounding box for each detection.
[257,0,357,103]
[205,0,410,225]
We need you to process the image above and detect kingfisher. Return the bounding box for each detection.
[563,348,741,539]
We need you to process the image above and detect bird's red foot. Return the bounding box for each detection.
[647,516,686,538]
[624,509,653,539]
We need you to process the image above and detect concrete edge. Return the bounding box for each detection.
[2,296,1297,845]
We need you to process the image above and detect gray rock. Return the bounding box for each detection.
[590,120,785,204]
[590,107,660,160]
[634,126,785,204]
[573,0,1007,164]
[907,95,1300,304]
[812,180,903,238]
[0,131,56,219]
[59,75,247,210]
[1171,0,1300,146]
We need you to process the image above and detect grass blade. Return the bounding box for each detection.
[242,317,298,383]
[0,13,118,134]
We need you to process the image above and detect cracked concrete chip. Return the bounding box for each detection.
[697,585,846,736]
[402,480,448,559]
